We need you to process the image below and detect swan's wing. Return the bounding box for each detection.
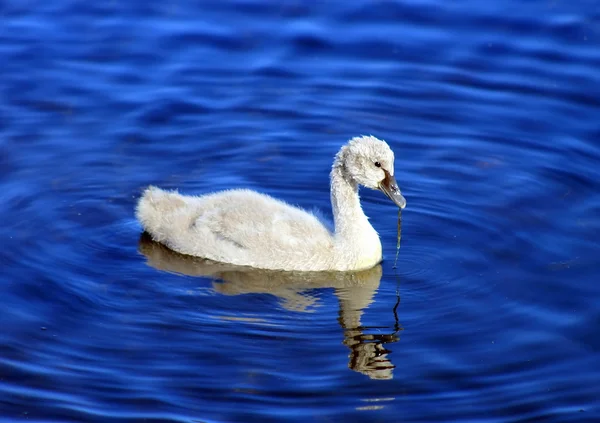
[193,190,333,253]
[310,207,334,233]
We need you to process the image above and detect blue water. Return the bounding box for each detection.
[1,1,599,422]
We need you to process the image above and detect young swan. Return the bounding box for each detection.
[136,135,406,271]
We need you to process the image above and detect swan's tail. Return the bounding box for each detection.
[135,186,192,245]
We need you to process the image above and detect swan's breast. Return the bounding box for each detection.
[351,227,382,269]
[355,243,382,269]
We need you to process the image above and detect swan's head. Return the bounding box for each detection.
[336,135,406,209]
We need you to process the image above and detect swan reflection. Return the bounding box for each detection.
[138,233,402,380]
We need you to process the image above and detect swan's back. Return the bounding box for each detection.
[136,186,335,270]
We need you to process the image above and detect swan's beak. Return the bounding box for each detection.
[379,171,406,209]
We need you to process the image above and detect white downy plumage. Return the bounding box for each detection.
[136,136,406,271]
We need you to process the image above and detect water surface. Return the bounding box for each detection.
[1,1,599,422]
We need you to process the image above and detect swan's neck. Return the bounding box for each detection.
[330,163,381,268]
[330,164,366,236]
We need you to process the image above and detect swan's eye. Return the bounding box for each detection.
[374,161,382,168]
